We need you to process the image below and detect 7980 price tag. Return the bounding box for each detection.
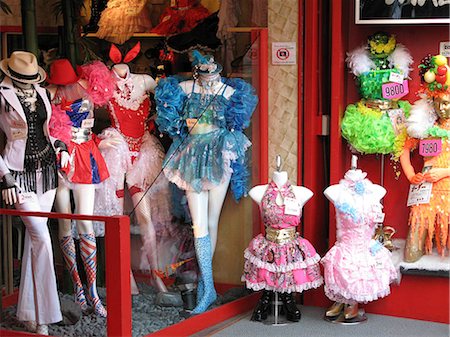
[419,139,442,157]
[382,80,409,100]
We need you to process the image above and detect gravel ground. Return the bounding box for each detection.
[1,284,248,337]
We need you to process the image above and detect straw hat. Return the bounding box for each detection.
[0,51,46,84]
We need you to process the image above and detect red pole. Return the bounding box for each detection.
[258,28,269,185]
[105,216,132,337]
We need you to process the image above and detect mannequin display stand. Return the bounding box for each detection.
[262,292,288,326]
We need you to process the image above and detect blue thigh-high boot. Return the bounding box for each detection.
[192,235,217,314]
[196,276,204,306]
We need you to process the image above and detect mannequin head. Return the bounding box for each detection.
[433,94,450,120]
[112,63,129,78]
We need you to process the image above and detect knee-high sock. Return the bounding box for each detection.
[192,235,216,314]
[80,233,107,317]
[60,236,87,310]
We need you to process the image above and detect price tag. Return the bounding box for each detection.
[81,118,94,129]
[18,192,35,204]
[419,139,442,157]
[407,182,433,206]
[284,197,301,216]
[11,120,26,128]
[11,128,27,140]
[186,118,198,129]
[374,212,385,223]
[389,72,404,84]
[382,80,409,100]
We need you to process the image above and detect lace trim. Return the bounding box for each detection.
[242,277,324,294]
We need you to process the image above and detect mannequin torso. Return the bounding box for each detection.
[249,171,314,207]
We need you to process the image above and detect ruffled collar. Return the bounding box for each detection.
[341,169,369,195]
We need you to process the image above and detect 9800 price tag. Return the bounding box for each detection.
[382,80,409,100]
[419,139,442,157]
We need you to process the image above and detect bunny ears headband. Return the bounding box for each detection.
[109,42,141,64]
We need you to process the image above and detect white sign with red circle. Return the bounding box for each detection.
[272,42,296,65]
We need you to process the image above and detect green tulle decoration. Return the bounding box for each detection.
[341,100,411,155]
[358,69,401,100]
[427,126,450,139]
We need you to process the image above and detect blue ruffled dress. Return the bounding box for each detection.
[155,77,258,200]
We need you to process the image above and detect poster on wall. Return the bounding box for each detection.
[356,0,450,24]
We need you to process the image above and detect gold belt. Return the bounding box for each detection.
[265,227,297,244]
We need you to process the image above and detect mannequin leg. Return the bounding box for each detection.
[207,179,230,255]
[404,222,428,263]
[186,190,208,305]
[54,182,87,310]
[73,185,107,317]
[15,187,62,325]
[186,190,219,314]
[130,188,168,293]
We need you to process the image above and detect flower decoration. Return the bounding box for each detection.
[368,32,397,59]
[354,181,366,195]
[418,54,450,98]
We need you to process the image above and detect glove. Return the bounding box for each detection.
[409,172,424,185]
[1,173,18,205]
[54,140,70,169]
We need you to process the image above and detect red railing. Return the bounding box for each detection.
[0,209,131,337]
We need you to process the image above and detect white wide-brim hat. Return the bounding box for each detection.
[0,51,46,84]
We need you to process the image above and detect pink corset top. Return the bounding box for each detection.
[261,181,301,230]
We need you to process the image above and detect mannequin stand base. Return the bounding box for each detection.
[323,309,367,325]
[262,315,289,326]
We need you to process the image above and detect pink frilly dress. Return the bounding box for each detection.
[321,170,397,304]
[242,181,323,293]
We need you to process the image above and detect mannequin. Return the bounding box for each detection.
[156,51,258,314]
[0,51,68,335]
[399,55,450,262]
[94,43,176,304]
[242,159,322,322]
[47,59,112,317]
[321,157,397,321]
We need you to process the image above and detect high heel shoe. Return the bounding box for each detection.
[250,290,272,322]
[325,302,344,318]
[279,292,301,322]
[344,303,359,320]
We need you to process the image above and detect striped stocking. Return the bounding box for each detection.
[60,236,88,310]
[80,233,107,317]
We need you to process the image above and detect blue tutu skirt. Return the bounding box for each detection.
[163,128,250,192]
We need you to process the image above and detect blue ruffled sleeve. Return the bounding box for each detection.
[225,78,258,132]
[155,77,187,138]
[225,78,258,201]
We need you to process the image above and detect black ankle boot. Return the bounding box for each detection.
[279,292,301,322]
[251,290,272,322]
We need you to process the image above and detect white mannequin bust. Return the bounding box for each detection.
[179,74,235,100]
[112,63,156,93]
[324,168,386,204]
[249,170,314,207]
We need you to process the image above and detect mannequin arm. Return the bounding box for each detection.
[424,168,450,183]
[143,75,157,93]
[399,145,424,185]
[248,185,268,205]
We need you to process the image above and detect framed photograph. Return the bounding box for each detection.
[356,0,450,24]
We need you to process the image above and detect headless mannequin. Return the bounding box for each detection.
[248,167,313,322]
[399,94,450,262]
[323,157,386,320]
[0,74,68,334]
[48,79,107,316]
[177,72,236,314]
[105,64,168,295]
